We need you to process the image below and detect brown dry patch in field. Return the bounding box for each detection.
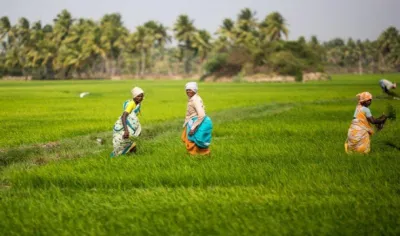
[37,141,59,150]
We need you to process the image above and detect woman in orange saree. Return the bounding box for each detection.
[345,92,387,154]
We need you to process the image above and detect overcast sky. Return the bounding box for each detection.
[1,0,399,42]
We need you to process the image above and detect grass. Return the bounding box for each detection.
[0,74,400,235]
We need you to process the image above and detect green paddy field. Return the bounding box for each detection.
[0,74,399,235]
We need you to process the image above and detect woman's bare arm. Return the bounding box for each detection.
[367,115,387,124]
[121,112,130,138]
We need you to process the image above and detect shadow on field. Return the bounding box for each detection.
[384,142,400,151]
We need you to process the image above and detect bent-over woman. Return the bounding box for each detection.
[111,87,144,157]
[181,82,213,155]
[345,92,387,154]
[379,79,397,94]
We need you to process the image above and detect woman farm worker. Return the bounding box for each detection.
[181,82,213,155]
[111,87,144,157]
[379,78,397,95]
[345,92,387,154]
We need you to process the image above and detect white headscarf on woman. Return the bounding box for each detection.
[131,87,144,98]
[185,82,198,93]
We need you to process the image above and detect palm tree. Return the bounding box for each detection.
[343,38,358,71]
[0,16,14,75]
[99,13,128,76]
[3,17,30,78]
[143,21,171,49]
[23,21,56,79]
[153,23,171,50]
[308,35,326,63]
[194,29,211,61]
[0,16,14,49]
[217,18,235,38]
[131,25,153,76]
[237,8,257,33]
[119,32,139,76]
[310,36,319,47]
[215,18,235,50]
[142,21,171,74]
[38,25,56,79]
[236,8,258,45]
[12,17,31,78]
[354,39,366,74]
[326,47,344,66]
[53,9,73,46]
[262,12,289,41]
[152,22,171,75]
[25,21,43,77]
[362,40,374,71]
[191,29,212,74]
[173,15,198,74]
[377,26,399,71]
[52,9,74,78]
[56,19,101,78]
[297,36,306,45]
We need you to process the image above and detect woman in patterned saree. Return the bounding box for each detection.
[345,92,387,154]
[111,87,144,157]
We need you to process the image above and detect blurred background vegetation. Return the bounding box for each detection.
[0,8,399,80]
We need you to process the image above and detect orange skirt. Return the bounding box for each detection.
[181,128,210,155]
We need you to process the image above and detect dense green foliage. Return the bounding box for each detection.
[0,74,399,235]
[1,9,399,80]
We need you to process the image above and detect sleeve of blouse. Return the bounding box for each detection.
[362,106,372,118]
[124,101,135,113]
[190,97,206,130]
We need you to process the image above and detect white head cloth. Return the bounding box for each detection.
[185,82,198,93]
[131,87,144,98]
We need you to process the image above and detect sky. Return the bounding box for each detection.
[1,0,399,42]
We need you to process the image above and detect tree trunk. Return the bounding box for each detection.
[184,51,191,74]
[88,63,95,78]
[379,53,386,73]
[183,43,192,74]
[105,58,111,76]
[136,59,140,78]
[165,54,172,76]
[113,59,118,76]
[111,59,116,76]
[147,48,153,74]
[22,68,28,81]
[358,56,363,75]
[102,60,107,74]
[197,60,203,75]
[140,49,146,77]
[45,60,55,79]
[64,65,72,79]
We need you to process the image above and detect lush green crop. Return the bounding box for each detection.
[0,74,399,235]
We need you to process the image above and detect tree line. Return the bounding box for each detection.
[0,8,399,80]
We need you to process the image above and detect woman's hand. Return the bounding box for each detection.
[368,114,387,125]
[189,129,196,136]
[121,112,130,139]
[376,123,384,131]
[123,130,129,139]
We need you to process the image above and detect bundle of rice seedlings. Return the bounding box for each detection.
[386,103,396,121]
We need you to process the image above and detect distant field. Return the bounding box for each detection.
[1,74,399,235]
